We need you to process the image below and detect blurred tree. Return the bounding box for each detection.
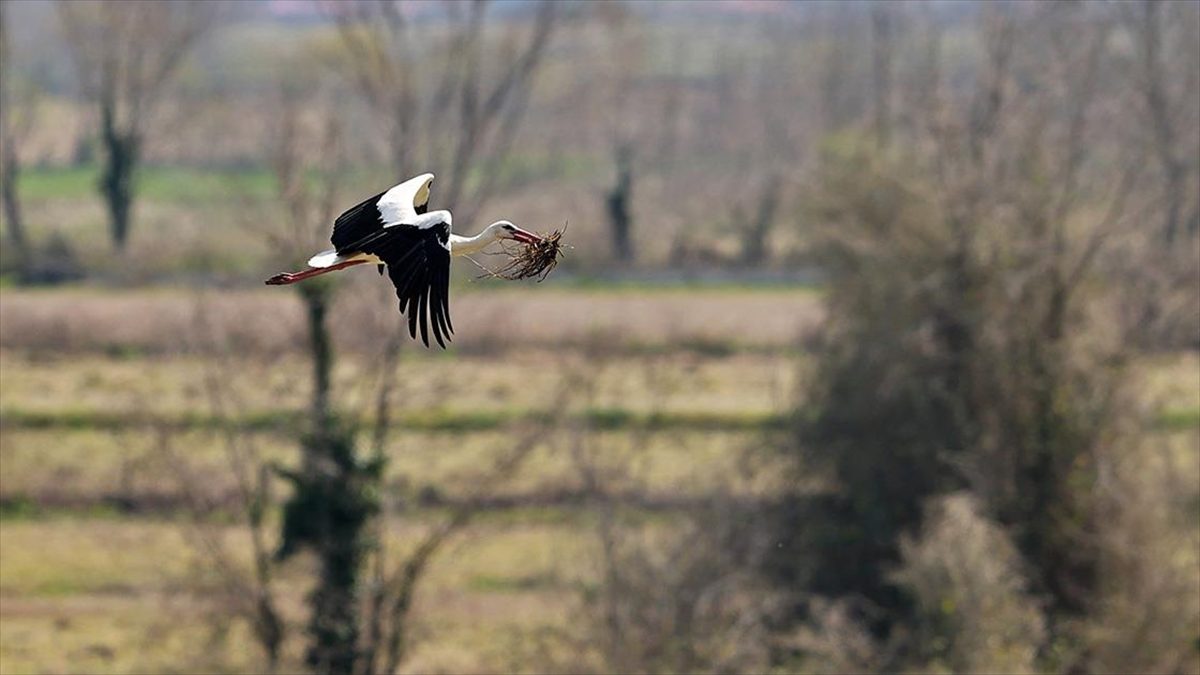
[253,86,562,672]
[716,23,806,268]
[259,91,383,674]
[594,2,645,264]
[605,142,635,262]
[333,0,556,227]
[869,3,894,151]
[814,3,869,138]
[890,493,1046,673]
[772,4,1159,670]
[1123,2,1199,246]
[738,173,782,267]
[159,321,287,672]
[0,1,33,260]
[57,0,215,250]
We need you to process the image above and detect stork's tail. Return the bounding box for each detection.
[307,249,341,268]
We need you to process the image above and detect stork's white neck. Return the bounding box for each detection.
[449,223,504,257]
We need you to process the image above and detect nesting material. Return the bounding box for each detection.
[481,226,566,282]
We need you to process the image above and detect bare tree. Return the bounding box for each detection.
[333,0,557,227]
[57,1,215,250]
[259,90,383,675]
[713,23,806,268]
[605,142,636,262]
[780,5,1158,668]
[593,3,648,264]
[159,317,288,671]
[1123,2,1197,245]
[0,1,33,259]
[225,83,571,673]
[870,3,895,151]
[813,3,868,137]
[360,405,561,675]
[737,173,783,267]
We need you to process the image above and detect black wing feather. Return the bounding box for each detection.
[330,191,385,254]
[332,177,430,254]
[436,264,454,337]
[364,220,452,349]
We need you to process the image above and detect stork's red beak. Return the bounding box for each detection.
[505,226,541,245]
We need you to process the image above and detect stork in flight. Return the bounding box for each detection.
[266,173,541,348]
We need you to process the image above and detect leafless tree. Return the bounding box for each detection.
[715,25,806,268]
[333,0,557,227]
[195,83,570,673]
[0,1,34,259]
[359,401,563,675]
[605,142,636,262]
[1122,2,1199,245]
[870,3,895,151]
[533,349,782,674]
[57,0,216,250]
[785,5,1170,669]
[265,89,347,426]
[158,342,287,671]
[593,3,648,264]
[813,3,868,137]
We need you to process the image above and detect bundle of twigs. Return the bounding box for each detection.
[476,225,566,282]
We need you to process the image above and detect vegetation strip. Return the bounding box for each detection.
[3,406,1195,434]
[0,406,787,433]
[0,487,758,521]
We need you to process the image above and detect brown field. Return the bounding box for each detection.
[0,285,816,673]
[0,285,824,356]
[1,285,1197,674]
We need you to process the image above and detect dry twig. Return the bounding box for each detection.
[475,224,567,282]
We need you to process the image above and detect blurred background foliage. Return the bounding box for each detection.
[0,1,1197,674]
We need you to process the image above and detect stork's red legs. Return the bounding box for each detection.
[265,259,368,285]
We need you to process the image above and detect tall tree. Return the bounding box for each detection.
[334,0,556,227]
[259,91,385,674]
[0,1,33,260]
[57,1,215,250]
[1124,2,1200,245]
[777,5,1144,666]
[870,3,894,151]
[605,142,636,262]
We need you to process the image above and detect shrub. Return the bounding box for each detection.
[891,493,1046,674]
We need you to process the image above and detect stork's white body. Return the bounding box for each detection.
[307,210,506,268]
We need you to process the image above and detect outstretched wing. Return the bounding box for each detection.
[362,216,453,348]
[330,173,434,254]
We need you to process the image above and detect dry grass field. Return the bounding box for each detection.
[1,284,1197,674]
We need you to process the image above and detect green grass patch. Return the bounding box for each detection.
[0,407,305,432]
[0,405,784,434]
[537,275,824,295]
[1155,407,1200,432]
[467,572,564,593]
[10,405,1190,434]
[18,165,278,203]
[11,405,1187,438]
[0,494,40,519]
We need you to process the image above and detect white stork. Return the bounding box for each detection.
[265,173,541,348]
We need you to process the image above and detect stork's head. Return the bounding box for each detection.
[487,220,541,244]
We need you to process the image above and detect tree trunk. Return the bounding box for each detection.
[1,136,27,258]
[871,4,893,151]
[277,282,379,675]
[1160,161,1185,245]
[0,0,23,258]
[1138,2,1186,246]
[100,102,138,251]
[739,175,781,267]
[606,143,635,263]
[301,283,334,428]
